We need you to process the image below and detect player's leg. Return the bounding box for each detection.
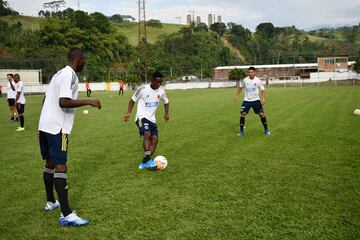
[40,131,59,211]
[121,88,124,95]
[238,101,250,135]
[8,99,14,120]
[149,135,158,156]
[15,104,25,131]
[137,119,156,169]
[89,89,91,97]
[255,101,270,135]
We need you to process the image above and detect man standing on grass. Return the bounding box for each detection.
[38,48,101,226]
[86,81,91,97]
[14,74,26,131]
[6,73,17,121]
[123,71,169,169]
[119,80,125,95]
[234,66,270,136]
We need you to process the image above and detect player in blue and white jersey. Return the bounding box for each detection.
[124,71,170,169]
[234,66,270,136]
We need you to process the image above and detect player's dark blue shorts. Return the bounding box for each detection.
[136,118,158,137]
[16,103,25,114]
[39,131,68,164]
[7,98,15,107]
[241,100,264,114]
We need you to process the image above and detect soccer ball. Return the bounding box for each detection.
[154,155,168,170]
[354,109,360,115]
[82,109,89,115]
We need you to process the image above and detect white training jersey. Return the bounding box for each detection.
[239,76,265,102]
[131,84,169,123]
[39,66,79,135]
[6,80,16,99]
[15,81,26,104]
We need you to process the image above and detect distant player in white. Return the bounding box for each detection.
[38,48,101,226]
[234,66,270,135]
[124,71,169,169]
[6,73,17,121]
[14,74,26,131]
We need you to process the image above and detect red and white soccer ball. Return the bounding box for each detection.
[154,155,168,170]
[354,109,360,116]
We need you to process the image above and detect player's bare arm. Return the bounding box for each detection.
[234,87,242,101]
[59,98,101,109]
[164,103,169,122]
[124,99,135,121]
[8,78,15,91]
[261,90,266,105]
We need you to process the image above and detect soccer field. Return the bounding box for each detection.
[0,86,359,239]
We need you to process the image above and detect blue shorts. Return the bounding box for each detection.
[136,118,158,137]
[241,100,264,114]
[39,131,68,164]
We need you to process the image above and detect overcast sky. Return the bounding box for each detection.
[7,0,360,31]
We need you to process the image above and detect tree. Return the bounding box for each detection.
[43,0,66,12]
[353,59,360,75]
[147,19,163,28]
[228,68,246,81]
[256,22,275,38]
[0,0,18,16]
[210,22,226,37]
[110,14,123,23]
[193,23,208,33]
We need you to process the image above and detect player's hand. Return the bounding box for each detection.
[36,131,40,141]
[164,113,169,122]
[261,99,266,105]
[89,99,101,109]
[234,96,240,102]
[123,113,131,122]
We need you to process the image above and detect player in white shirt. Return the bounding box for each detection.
[38,48,101,226]
[124,71,170,169]
[6,73,17,121]
[14,74,26,131]
[234,66,270,136]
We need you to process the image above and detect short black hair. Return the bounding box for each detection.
[14,73,20,78]
[7,73,14,77]
[248,66,256,71]
[68,48,84,61]
[152,71,164,80]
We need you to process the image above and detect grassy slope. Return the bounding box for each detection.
[114,21,183,45]
[0,15,42,30]
[0,86,359,239]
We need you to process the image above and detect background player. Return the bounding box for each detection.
[234,66,270,136]
[123,72,169,169]
[14,74,26,131]
[6,73,17,121]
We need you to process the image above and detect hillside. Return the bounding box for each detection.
[0,15,42,30]
[113,21,183,45]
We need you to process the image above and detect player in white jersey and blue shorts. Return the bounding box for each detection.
[234,66,270,136]
[38,48,101,226]
[124,71,170,169]
[14,74,26,131]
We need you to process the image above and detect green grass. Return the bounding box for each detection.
[0,87,359,239]
[114,22,183,45]
[0,15,42,30]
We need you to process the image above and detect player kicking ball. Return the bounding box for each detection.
[123,71,169,169]
[234,66,270,136]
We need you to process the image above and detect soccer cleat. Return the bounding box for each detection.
[44,200,60,212]
[138,159,157,169]
[16,127,25,131]
[265,129,271,135]
[59,211,89,226]
[237,130,245,136]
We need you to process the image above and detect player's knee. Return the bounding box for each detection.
[241,112,247,117]
[143,131,151,138]
[259,112,265,117]
[55,164,67,172]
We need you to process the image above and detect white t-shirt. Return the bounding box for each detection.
[39,66,79,135]
[7,80,16,99]
[239,76,265,102]
[131,84,169,123]
[15,81,26,104]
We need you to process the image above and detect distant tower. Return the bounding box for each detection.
[213,14,216,23]
[138,0,147,43]
[187,14,192,25]
[208,14,213,26]
[196,16,201,25]
[217,15,222,23]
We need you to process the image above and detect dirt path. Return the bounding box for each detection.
[220,36,246,62]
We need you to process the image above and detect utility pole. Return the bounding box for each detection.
[138,0,148,82]
[78,0,80,10]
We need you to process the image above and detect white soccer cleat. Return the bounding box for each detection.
[44,200,60,212]
[59,211,89,226]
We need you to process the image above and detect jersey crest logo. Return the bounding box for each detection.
[157,94,160,99]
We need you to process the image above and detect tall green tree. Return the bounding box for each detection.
[228,68,247,81]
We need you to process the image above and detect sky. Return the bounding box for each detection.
[7,0,360,31]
